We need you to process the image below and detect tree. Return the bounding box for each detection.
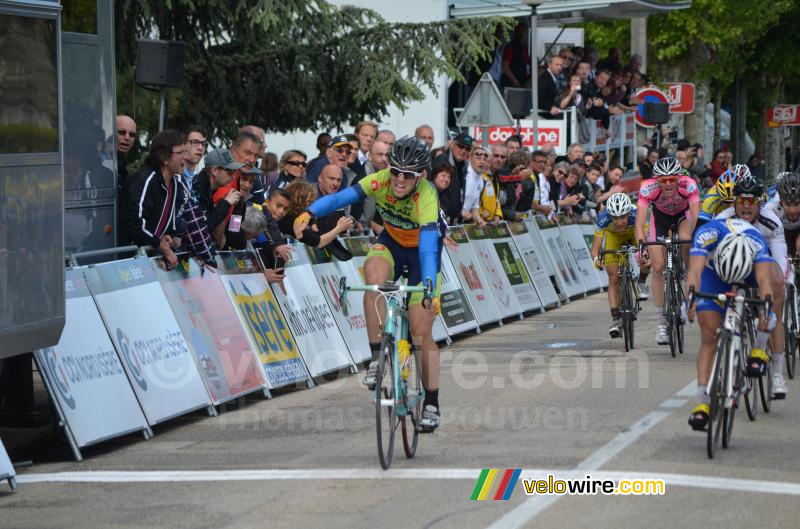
[115,0,512,140]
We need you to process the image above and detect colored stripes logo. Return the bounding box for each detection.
[470,469,521,500]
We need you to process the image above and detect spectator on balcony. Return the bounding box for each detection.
[558,73,584,111]
[576,60,591,88]
[558,48,575,85]
[583,69,613,128]
[628,54,644,75]
[598,47,623,73]
[501,23,531,90]
[537,53,564,118]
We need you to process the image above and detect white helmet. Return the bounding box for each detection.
[714,233,755,284]
[606,193,632,216]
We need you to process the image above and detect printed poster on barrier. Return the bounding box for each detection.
[33,269,149,450]
[446,226,502,325]
[578,220,610,289]
[508,221,560,308]
[489,223,542,312]
[465,224,522,318]
[217,252,308,388]
[559,215,601,292]
[306,244,370,364]
[271,243,356,376]
[84,257,212,425]
[534,217,585,299]
[0,439,14,489]
[438,249,479,335]
[154,257,268,401]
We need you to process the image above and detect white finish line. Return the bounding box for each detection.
[15,468,800,496]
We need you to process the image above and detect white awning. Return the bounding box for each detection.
[449,0,691,24]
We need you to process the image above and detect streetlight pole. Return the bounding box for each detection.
[523,1,544,150]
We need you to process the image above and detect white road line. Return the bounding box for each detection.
[14,469,800,496]
[676,380,698,397]
[659,399,687,408]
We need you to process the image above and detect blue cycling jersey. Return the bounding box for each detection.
[690,218,774,271]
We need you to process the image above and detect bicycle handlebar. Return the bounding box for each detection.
[687,285,772,314]
[639,239,693,248]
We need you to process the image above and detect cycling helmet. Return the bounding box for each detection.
[733,173,764,197]
[731,163,751,180]
[716,168,738,201]
[606,193,633,216]
[652,156,681,177]
[778,171,800,202]
[387,136,431,172]
[713,232,755,285]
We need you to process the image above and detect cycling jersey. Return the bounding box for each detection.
[697,186,731,224]
[766,200,800,257]
[307,168,440,289]
[637,176,699,216]
[715,205,789,279]
[595,207,638,266]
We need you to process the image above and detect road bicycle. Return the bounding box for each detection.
[783,257,800,379]
[599,243,640,352]
[339,277,429,470]
[688,286,769,459]
[641,237,692,357]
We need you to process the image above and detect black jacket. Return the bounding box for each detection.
[434,150,468,222]
[537,70,558,117]
[191,168,234,234]
[126,166,188,248]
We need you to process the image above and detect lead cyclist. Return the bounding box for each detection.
[294,137,444,431]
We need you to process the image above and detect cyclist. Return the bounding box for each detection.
[591,193,651,337]
[695,165,748,229]
[685,219,775,430]
[716,174,789,398]
[767,171,800,257]
[294,136,444,431]
[635,156,700,344]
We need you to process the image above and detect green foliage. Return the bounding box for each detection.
[115,0,513,140]
[583,19,629,57]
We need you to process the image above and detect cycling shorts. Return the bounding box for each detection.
[601,228,639,266]
[366,231,443,306]
[649,208,687,240]
[695,266,757,315]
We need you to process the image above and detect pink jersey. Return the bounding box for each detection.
[637,176,699,215]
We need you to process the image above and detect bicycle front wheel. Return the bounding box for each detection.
[376,335,398,469]
[665,270,677,357]
[722,341,737,448]
[758,356,772,413]
[402,346,423,459]
[784,287,797,379]
[621,272,634,352]
[707,330,729,459]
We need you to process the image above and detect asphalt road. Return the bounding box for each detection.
[2,293,799,529]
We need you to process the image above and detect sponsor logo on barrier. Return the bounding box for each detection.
[239,294,295,358]
[321,274,367,331]
[117,265,145,284]
[117,329,148,391]
[42,348,77,410]
[281,294,338,338]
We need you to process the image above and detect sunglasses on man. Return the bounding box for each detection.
[389,166,422,179]
[658,176,678,185]
[735,195,760,206]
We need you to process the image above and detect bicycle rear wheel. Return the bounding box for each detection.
[402,346,423,459]
[742,323,758,421]
[707,331,728,459]
[758,356,772,413]
[665,270,677,357]
[621,273,634,352]
[376,335,398,469]
[675,282,686,355]
[784,287,797,379]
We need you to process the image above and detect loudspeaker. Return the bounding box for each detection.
[504,88,532,119]
[643,102,670,124]
[135,40,186,88]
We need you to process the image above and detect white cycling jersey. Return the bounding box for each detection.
[766,200,800,232]
[716,205,789,279]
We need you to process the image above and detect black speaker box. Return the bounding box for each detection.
[504,88,532,119]
[643,102,670,124]
[135,40,186,88]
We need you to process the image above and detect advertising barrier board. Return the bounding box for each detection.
[465,224,522,319]
[84,258,212,424]
[508,221,560,308]
[438,249,479,335]
[579,222,609,289]
[446,226,502,325]
[217,252,309,389]
[559,216,602,293]
[34,269,149,454]
[489,223,542,312]
[0,439,15,490]
[154,258,268,402]
[534,217,585,299]
[271,244,356,377]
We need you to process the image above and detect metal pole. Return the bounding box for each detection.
[530,5,538,150]
[159,88,166,132]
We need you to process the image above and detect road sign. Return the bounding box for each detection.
[664,83,695,113]
[457,72,515,129]
[634,87,669,128]
[767,105,800,127]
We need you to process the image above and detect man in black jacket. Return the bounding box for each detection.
[191,148,244,235]
[537,54,564,118]
[434,132,472,223]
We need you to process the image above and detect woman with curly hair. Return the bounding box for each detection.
[278,180,352,250]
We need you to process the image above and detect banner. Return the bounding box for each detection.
[446,226,502,325]
[508,221,560,308]
[533,217,585,299]
[0,439,14,490]
[84,258,212,425]
[306,244,371,364]
[154,258,268,402]
[579,222,609,289]
[488,223,542,312]
[271,244,356,377]
[558,216,601,292]
[465,224,522,319]
[438,250,479,335]
[34,269,149,449]
[217,252,308,388]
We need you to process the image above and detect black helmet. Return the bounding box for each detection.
[387,136,431,172]
[778,172,800,202]
[733,173,764,197]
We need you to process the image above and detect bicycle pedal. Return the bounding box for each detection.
[773,393,786,400]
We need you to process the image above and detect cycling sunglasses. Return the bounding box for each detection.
[658,176,678,185]
[389,166,422,179]
[735,195,760,206]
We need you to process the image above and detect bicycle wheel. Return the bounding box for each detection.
[758,356,772,413]
[620,272,633,352]
[707,331,728,459]
[722,341,738,448]
[402,346,423,459]
[675,282,686,355]
[664,269,677,357]
[784,286,797,379]
[375,334,398,469]
[742,320,758,421]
